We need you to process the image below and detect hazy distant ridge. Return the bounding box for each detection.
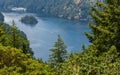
[0,0,104,20]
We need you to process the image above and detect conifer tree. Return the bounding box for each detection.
[0,27,9,46]
[10,20,17,47]
[49,35,67,65]
[0,45,55,75]
[85,0,120,53]
[9,21,31,54]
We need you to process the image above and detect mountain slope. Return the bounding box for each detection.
[0,0,104,21]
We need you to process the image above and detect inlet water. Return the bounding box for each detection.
[3,12,90,61]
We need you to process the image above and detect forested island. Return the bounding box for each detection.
[20,15,38,25]
[0,0,120,74]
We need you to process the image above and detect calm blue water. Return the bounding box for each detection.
[3,12,90,61]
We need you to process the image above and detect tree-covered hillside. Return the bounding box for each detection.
[0,0,104,21]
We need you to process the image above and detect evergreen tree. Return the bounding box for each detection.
[85,0,120,53]
[0,45,55,75]
[0,27,9,46]
[49,35,67,65]
[9,21,31,54]
[10,20,17,47]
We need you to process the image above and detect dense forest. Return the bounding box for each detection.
[0,0,104,21]
[0,0,120,74]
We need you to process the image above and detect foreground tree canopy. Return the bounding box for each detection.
[0,45,55,75]
[0,22,33,54]
[0,0,120,74]
[0,22,55,74]
[49,35,67,65]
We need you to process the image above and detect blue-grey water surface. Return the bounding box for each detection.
[3,12,90,61]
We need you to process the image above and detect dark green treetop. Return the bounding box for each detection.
[85,0,120,53]
[0,21,33,54]
[49,35,67,65]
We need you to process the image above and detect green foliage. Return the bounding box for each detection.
[9,21,31,54]
[0,44,55,75]
[48,35,67,74]
[58,45,120,75]
[56,0,120,75]
[0,22,33,54]
[49,35,67,65]
[0,0,120,74]
[0,22,56,74]
[85,0,120,53]
[0,27,9,46]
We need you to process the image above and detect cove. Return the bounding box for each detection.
[3,12,90,61]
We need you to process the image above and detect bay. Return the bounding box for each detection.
[3,12,90,61]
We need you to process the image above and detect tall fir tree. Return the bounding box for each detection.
[10,20,17,47]
[85,0,120,54]
[9,21,31,54]
[48,35,67,65]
